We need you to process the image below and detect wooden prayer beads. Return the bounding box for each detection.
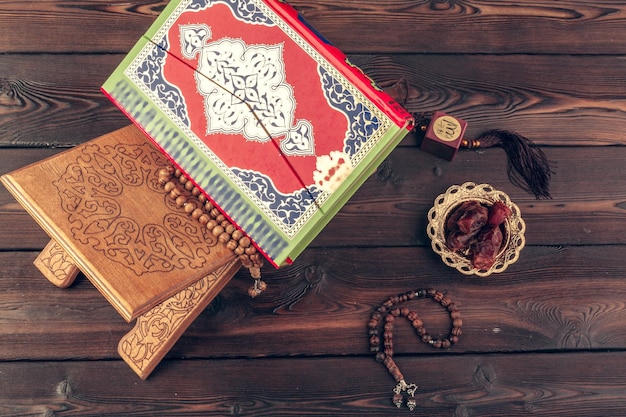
[368,288,462,411]
[158,166,266,297]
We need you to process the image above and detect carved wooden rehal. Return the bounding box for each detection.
[1,125,240,379]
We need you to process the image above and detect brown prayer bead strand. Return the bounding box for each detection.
[157,166,175,186]
[367,288,462,411]
[169,167,263,266]
[159,165,266,296]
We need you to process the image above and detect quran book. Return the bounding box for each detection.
[102,0,414,267]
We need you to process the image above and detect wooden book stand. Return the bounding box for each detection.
[1,125,242,379]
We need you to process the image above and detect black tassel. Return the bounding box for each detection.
[410,113,554,199]
[381,79,553,199]
[471,129,553,199]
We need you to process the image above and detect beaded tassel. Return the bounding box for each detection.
[158,166,266,296]
[368,288,462,411]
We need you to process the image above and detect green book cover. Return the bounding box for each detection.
[102,0,413,267]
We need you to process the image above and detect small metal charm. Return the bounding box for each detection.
[392,380,418,411]
[392,392,403,408]
[406,395,417,411]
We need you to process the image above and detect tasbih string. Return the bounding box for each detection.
[368,288,462,411]
[383,79,554,199]
[157,166,267,297]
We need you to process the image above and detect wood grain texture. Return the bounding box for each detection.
[0,352,625,416]
[3,146,625,250]
[357,54,626,145]
[1,245,625,360]
[0,0,625,415]
[3,53,626,147]
[33,239,80,288]
[2,1,626,54]
[119,259,241,379]
[289,0,626,54]
[1,126,236,321]
[0,55,130,147]
[0,1,164,53]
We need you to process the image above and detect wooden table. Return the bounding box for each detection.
[1,1,626,415]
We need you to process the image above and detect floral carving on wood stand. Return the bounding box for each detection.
[52,142,220,276]
[118,259,240,379]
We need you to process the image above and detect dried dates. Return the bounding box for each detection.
[445,200,512,270]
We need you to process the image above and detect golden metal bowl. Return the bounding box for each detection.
[427,182,525,277]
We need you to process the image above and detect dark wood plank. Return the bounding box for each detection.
[314,145,626,248]
[2,1,626,54]
[2,244,625,360]
[290,0,626,54]
[0,148,66,250]
[3,54,626,147]
[166,244,626,356]
[0,0,163,54]
[3,146,625,250]
[0,56,130,147]
[0,252,126,360]
[351,54,626,145]
[1,352,625,416]
[1,0,625,414]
